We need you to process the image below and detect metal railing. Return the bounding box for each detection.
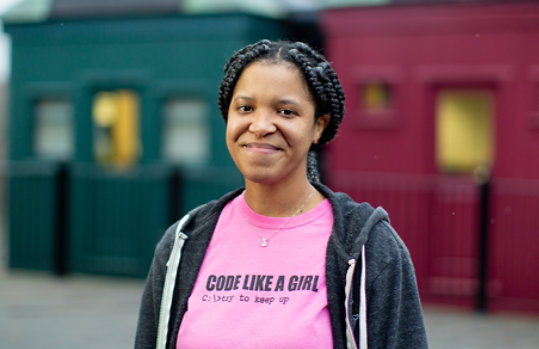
[330,171,539,313]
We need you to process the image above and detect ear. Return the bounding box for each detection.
[313,114,330,144]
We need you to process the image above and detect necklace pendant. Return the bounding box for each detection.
[261,238,268,247]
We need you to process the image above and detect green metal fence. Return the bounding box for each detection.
[7,161,60,271]
[6,161,244,277]
[68,164,171,277]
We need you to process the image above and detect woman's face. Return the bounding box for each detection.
[226,61,329,185]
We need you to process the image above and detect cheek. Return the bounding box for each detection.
[225,123,235,153]
[225,117,245,155]
[226,117,240,141]
[282,126,315,152]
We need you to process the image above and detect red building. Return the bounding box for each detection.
[322,1,539,313]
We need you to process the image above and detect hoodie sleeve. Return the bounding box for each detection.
[365,221,428,349]
[134,223,176,349]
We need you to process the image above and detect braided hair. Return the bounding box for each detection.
[218,40,345,182]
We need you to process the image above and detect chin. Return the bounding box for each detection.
[242,169,284,185]
[245,174,279,185]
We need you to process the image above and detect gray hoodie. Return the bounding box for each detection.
[135,183,428,349]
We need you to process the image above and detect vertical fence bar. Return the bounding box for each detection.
[477,179,491,311]
[53,161,69,275]
[168,166,182,224]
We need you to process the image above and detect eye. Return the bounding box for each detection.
[238,105,253,113]
[278,109,297,117]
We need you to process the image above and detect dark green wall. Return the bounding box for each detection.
[6,13,285,165]
[5,13,285,276]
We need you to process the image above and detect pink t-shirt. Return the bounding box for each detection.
[177,193,334,349]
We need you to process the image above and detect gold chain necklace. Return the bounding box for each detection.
[243,187,315,247]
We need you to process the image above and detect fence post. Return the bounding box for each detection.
[476,177,491,311]
[168,166,183,223]
[53,161,69,275]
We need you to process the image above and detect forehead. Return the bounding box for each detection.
[242,60,301,79]
[234,61,312,99]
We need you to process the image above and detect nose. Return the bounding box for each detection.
[248,110,277,137]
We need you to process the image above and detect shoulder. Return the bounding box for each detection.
[316,182,375,240]
[318,182,413,275]
[364,218,418,299]
[319,183,409,253]
[366,219,410,268]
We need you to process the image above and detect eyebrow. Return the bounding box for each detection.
[232,95,254,103]
[276,98,301,107]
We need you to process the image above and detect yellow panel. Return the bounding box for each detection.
[112,90,140,168]
[92,89,140,169]
[436,90,494,173]
[93,92,118,127]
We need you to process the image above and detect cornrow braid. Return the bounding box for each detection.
[218,40,272,121]
[218,40,345,182]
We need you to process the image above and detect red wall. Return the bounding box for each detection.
[322,1,539,179]
[322,2,539,314]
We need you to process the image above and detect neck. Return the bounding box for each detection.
[243,179,321,217]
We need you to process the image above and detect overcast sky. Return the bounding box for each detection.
[0,0,22,82]
[0,28,10,83]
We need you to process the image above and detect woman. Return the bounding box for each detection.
[135,40,428,349]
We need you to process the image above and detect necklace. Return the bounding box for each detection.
[243,187,315,247]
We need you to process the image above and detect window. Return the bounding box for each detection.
[436,89,494,173]
[34,99,73,159]
[355,79,399,129]
[361,81,392,112]
[93,89,140,168]
[162,98,209,165]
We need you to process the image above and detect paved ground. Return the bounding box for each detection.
[0,270,143,349]
[1,269,539,349]
[424,305,539,349]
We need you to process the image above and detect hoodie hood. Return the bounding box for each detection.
[315,182,390,260]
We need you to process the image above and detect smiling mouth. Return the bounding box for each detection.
[243,143,281,153]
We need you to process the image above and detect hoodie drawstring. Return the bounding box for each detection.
[344,245,368,349]
[359,245,368,349]
[157,215,190,349]
[345,258,357,349]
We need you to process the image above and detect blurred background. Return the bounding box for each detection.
[1,0,538,348]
